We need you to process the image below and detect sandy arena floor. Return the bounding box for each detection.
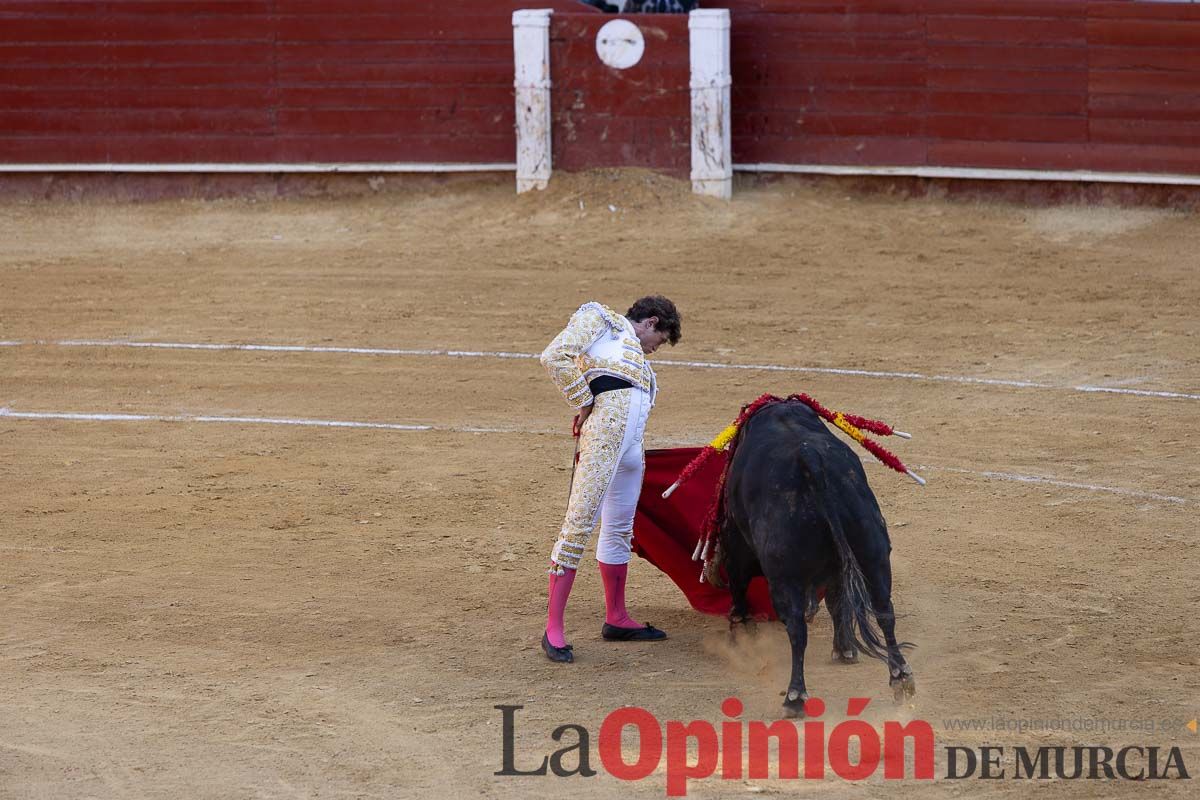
[1,172,1198,799]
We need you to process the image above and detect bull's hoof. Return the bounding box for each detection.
[782,690,809,718]
[831,647,859,665]
[890,667,916,702]
[728,615,757,637]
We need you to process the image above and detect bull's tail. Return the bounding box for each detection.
[824,511,894,663]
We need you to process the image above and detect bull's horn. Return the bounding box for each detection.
[691,538,704,561]
[662,479,681,499]
[906,469,927,486]
[893,430,912,439]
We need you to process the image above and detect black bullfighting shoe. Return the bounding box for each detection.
[541,633,574,663]
[601,623,667,642]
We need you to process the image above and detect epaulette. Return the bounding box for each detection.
[577,301,626,338]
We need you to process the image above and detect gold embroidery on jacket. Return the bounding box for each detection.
[540,302,653,409]
[550,389,633,569]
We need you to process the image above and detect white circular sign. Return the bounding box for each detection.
[595,19,645,70]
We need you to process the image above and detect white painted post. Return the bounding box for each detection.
[513,9,553,193]
[688,9,732,199]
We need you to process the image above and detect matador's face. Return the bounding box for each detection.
[633,317,670,354]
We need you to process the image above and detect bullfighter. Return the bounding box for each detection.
[539,295,682,662]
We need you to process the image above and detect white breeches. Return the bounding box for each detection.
[550,386,650,570]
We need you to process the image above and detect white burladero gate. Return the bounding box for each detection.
[512,8,732,199]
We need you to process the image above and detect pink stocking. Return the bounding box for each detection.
[545,564,577,648]
[599,561,640,629]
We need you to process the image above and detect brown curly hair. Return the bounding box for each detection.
[626,295,682,346]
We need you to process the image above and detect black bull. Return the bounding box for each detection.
[715,401,916,716]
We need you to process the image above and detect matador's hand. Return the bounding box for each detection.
[572,404,593,437]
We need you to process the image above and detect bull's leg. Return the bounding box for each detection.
[768,578,811,718]
[803,583,822,623]
[864,559,915,701]
[877,597,915,702]
[723,527,758,637]
[823,582,859,664]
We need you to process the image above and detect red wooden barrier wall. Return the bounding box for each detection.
[551,12,690,175]
[724,0,1200,175]
[2,1,1200,177]
[0,0,587,164]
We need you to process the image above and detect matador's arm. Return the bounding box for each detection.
[540,303,608,409]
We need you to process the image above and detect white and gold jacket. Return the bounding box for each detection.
[540,301,657,409]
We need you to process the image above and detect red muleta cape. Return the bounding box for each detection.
[632,447,777,619]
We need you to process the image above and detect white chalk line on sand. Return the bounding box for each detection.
[0,408,556,437]
[913,466,1189,505]
[2,339,1198,401]
[1,406,1192,506]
